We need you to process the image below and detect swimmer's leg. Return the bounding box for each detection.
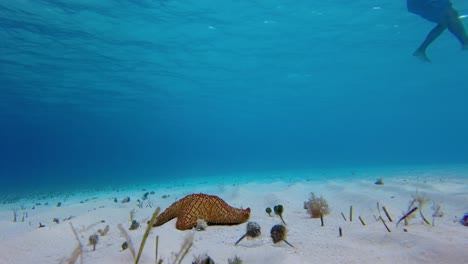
[446,8,468,49]
[413,23,447,62]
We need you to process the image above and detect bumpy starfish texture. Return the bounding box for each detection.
[152,193,250,230]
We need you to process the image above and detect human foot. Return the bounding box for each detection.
[413,49,431,62]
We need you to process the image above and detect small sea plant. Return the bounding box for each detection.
[382,206,393,222]
[66,223,83,264]
[129,209,136,222]
[12,209,17,222]
[270,224,293,247]
[135,207,160,264]
[172,233,194,264]
[235,221,261,245]
[21,212,27,222]
[265,207,272,216]
[374,178,384,185]
[121,241,128,251]
[129,220,140,230]
[228,256,243,264]
[192,254,215,264]
[118,224,136,259]
[274,205,286,225]
[431,202,444,226]
[98,225,110,236]
[304,193,330,218]
[61,216,74,222]
[88,234,99,251]
[119,207,161,264]
[409,192,431,225]
[378,216,391,232]
[396,207,418,227]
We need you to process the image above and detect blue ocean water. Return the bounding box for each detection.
[1,1,467,195]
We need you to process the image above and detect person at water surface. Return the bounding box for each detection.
[407,0,468,62]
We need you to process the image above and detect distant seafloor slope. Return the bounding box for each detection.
[1,0,467,194]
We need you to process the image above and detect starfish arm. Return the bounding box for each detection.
[207,206,251,225]
[152,199,183,227]
[176,207,200,230]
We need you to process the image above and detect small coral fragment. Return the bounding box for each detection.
[195,219,208,231]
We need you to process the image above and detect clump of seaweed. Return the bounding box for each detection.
[270,224,294,247]
[304,193,330,218]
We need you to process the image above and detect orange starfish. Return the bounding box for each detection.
[152,193,250,230]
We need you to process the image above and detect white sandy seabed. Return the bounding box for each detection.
[0,166,467,264]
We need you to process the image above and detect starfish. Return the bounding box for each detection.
[152,193,250,230]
